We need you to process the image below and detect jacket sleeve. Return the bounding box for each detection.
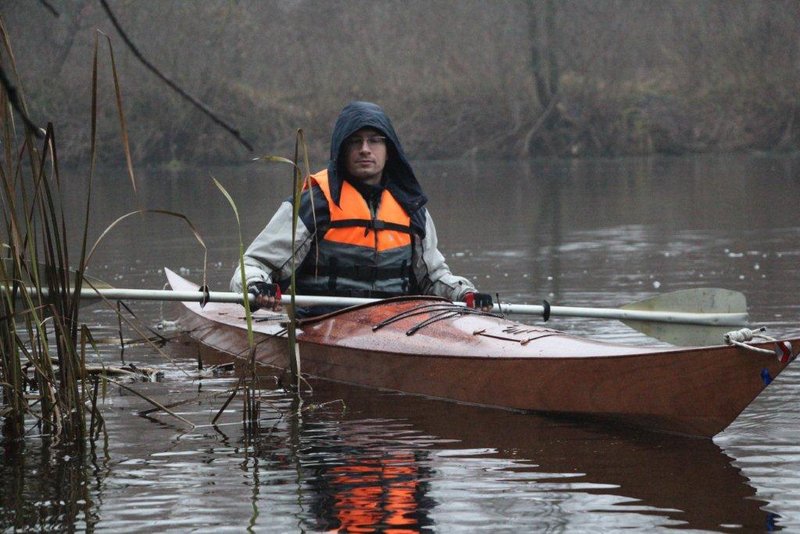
[412,210,476,301]
[230,187,325,292]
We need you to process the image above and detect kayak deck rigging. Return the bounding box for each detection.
[370,301,501,335]
[473,325,560,346]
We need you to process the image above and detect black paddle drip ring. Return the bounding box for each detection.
[199,284,211,308]
[542,300,551,322]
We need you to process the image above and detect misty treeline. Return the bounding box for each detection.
[4,0,799,165]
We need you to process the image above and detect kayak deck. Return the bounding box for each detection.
[167,269,798,437]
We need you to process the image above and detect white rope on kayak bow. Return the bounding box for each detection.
[724,327,777,355]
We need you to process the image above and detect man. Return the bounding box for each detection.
[231,101,492,314]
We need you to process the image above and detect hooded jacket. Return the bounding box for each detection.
[231,101,476,303]
[326,101,428,236]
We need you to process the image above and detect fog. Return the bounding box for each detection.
[3,0,799,164]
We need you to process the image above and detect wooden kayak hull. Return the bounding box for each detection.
[167,270,798,437]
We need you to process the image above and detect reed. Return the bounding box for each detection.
[0,121,95,442]
[212,176,263,430]
[210,129,312,434]
[3,13,318,445]
[0,20,105,443]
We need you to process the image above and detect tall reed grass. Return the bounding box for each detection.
[0,113,99,442]
[2,13,314,447]
[0,19,105,444]
[212,129,312,435]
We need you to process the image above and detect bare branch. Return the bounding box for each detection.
[98,0,253,152]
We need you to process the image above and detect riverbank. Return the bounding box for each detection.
[4,1,798,166]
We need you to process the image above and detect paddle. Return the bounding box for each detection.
[6,267,749,345]
[17,280,747,325]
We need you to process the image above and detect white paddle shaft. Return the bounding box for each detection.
[13,287,748,326]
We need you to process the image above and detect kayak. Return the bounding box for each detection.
[166,269,798,438]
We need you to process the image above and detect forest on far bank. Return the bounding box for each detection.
[3,0,799,166]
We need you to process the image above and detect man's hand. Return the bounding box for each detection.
[247,281,282,311]
[465,292,493,312]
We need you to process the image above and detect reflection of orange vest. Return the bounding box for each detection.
[297,170,414,298]
[327,453,421,532]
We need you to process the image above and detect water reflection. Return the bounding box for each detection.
[307,448,433,531]
[215,378,775,532]
[0,440,107,531]
[0,318,786,531]
[0,375,780,532]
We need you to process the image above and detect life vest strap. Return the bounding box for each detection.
[299,263,410,281]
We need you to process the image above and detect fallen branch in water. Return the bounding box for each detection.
[105,376,195,429]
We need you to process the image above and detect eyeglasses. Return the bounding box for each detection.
[344,135,387,150]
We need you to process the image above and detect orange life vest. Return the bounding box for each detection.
[296,170,414,298]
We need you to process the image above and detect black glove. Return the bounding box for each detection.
[247,281,281,310]
[465,292,493,310]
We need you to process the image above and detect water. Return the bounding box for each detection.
[2,153,800,531]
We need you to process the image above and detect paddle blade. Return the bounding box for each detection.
[622,288,748,346]
[622,321,736,347]
[621,288,747,314]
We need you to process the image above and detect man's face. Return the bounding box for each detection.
[344,128,387,186]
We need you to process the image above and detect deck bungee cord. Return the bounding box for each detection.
[371,302,501,335]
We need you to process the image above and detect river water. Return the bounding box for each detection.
[2,153,800,532]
